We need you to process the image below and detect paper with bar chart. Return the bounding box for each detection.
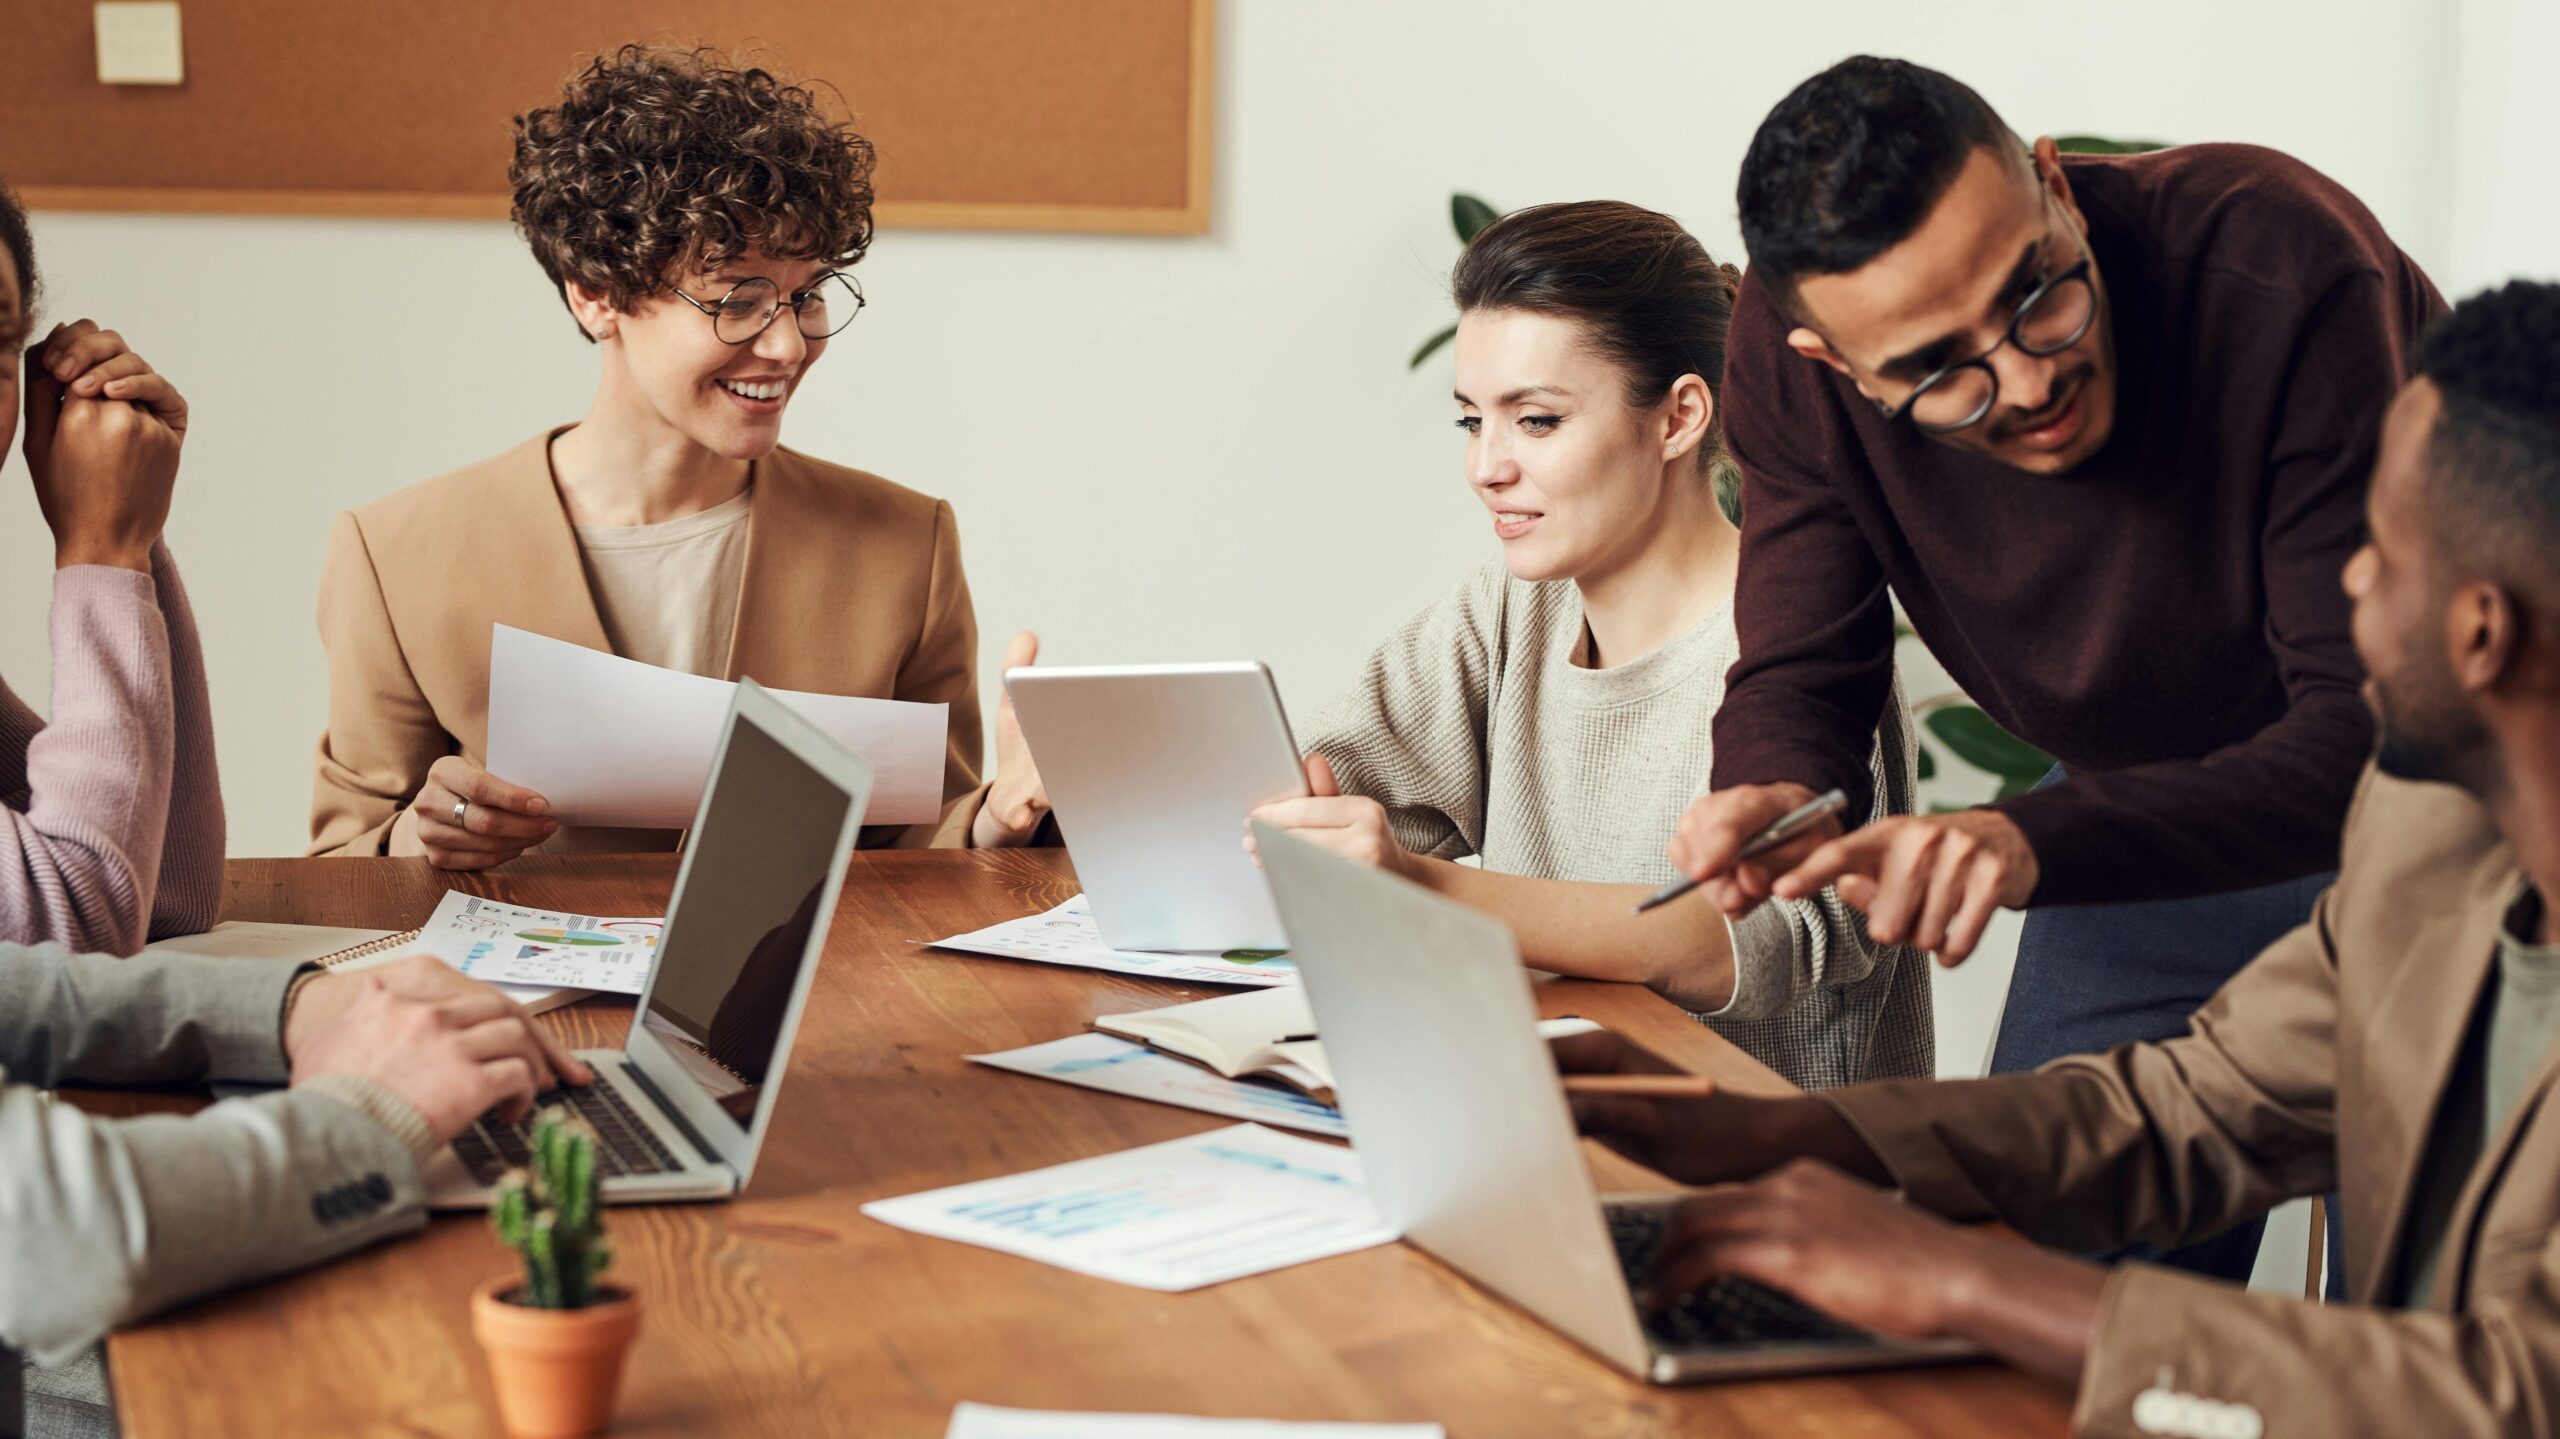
[969,1033,1350,1138]
[861,1124,1394,1290]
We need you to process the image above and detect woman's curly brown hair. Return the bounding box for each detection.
[510,45,876,342]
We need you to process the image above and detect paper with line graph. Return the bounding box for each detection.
[860,1124,1393,1289]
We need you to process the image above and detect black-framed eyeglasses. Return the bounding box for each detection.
[667,272,865,345]
[1877,252,2096,435]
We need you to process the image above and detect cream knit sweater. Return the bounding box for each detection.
[1301,559,1930,1088]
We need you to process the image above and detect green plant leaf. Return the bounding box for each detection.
[1452,193,1498,243]
[1923,706,2057,782]
[1408,322,1458,370]
[1916,745,1937,781]
[2051,135,2169,155]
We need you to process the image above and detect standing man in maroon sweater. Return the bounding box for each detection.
[1668,57,2442,1280]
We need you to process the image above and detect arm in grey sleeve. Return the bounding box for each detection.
[1297,564,1507,861]
[1714,669,1919,1022]
[0,1079,427,1365]
[0,945,303,1087]
[0,944,428,1364]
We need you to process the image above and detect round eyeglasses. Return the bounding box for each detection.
[1879,255,2097,435]
[669,272,865,346]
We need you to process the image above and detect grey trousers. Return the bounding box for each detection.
[18,1349,113,1439]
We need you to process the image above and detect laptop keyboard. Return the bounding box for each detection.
[1606,1203,1876,1351]
[452,1077,685,1188]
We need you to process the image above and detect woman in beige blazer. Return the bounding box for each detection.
[310,47,1047,865]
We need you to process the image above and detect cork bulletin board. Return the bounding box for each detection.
[0,0,1214,234]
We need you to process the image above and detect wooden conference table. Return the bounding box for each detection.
[97,850,2071,1437]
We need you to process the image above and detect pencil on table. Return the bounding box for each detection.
[1560,1074,1719,1098]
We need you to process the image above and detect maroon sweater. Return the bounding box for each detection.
[1711,145,2444,905]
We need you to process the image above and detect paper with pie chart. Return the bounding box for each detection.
[418,891,663,994]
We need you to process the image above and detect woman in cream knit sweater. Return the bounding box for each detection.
[1252,202,1928,1089]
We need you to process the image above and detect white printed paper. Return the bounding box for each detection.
[862,1124,1394,1291]
[932,896,1297,988]
[970,1033,1348,1138]
[947,1405,1442,1439]
[418,890,660,995]
[486,625,947,829]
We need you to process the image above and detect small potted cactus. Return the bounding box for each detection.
[470,1110,643,1438]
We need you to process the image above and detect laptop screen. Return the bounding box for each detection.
[637,712,853,1129]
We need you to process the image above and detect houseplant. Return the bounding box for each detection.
[471,1110,643,1438]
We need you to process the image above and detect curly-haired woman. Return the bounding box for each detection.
[309,47,1047,865]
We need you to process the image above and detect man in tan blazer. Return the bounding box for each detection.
[1563,281,2560,1436]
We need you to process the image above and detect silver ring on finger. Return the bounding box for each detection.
[452,798,470,830]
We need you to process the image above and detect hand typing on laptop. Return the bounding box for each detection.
[285,954,592,1136]
[1555,1028,2105,1386]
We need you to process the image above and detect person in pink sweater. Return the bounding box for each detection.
[0,184,222,955]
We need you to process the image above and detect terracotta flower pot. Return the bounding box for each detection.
[470,1275,644,1438]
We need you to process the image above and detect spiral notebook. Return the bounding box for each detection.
[142,921,587,1014]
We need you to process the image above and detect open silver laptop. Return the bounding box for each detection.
[1251,821,1978,1383]
[423,679,871,1208]
[1003,661,1307,952]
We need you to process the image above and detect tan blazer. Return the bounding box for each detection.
[1823,769,2558,1437]
[309,430,985,857]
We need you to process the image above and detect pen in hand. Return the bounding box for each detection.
[1633,788,1849,915]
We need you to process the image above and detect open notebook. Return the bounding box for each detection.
[1092,987,1606,1110]
[1093,985,1334,1102]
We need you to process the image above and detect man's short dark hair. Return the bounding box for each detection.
[1736,57,2019,314]
[2415,280,2560,610]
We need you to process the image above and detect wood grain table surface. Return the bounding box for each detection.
[95,850,2071,1438]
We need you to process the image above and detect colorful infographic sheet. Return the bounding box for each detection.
[946,1406,1442,1439]
[970,1033,1348,1138]
[862,1124,1394,1291]
[931,896,1298,988]
[419,891,662,995]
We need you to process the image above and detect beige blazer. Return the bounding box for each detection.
[309,430,985,857]
[1824,769,2560,1437]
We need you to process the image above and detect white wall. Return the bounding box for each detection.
[2442,0,2560,293]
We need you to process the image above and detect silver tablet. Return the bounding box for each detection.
[1003,661,1308,952]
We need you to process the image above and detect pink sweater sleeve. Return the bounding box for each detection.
[144,546,227,936]
[0,557,207,953]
